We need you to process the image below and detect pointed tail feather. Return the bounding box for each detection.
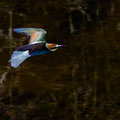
[9,51,30,68]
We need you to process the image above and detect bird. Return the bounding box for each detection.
[9,28,65,68]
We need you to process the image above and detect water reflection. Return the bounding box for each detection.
[0,0,120,120]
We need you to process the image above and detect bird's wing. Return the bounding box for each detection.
[9,51,30,68]
[14,28,47,44]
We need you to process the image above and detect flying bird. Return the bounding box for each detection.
[9,28,65,68]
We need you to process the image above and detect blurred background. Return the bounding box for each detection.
[0,0,120,120]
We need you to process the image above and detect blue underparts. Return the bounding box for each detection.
[30,50,51,57]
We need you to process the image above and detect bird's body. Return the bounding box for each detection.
[9,28,65,68]
[15,43,50,55]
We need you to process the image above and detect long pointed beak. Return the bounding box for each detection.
[57,45,66,48]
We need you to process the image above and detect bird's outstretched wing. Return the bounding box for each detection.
[14,28,47,44]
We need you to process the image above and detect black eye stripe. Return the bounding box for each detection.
[51,47,57,49]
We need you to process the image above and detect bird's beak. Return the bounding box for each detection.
[57,45,66,48]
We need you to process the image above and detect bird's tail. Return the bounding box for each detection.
[9,51,30,68]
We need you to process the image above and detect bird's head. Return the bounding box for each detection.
[46,43,66,51]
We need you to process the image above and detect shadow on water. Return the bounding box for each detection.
[0,0,120,120]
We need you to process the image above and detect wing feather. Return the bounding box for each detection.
[14,28,47,44]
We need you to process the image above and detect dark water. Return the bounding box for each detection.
[0,0,120,120]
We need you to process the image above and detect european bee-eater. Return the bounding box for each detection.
[9,28,65,68]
